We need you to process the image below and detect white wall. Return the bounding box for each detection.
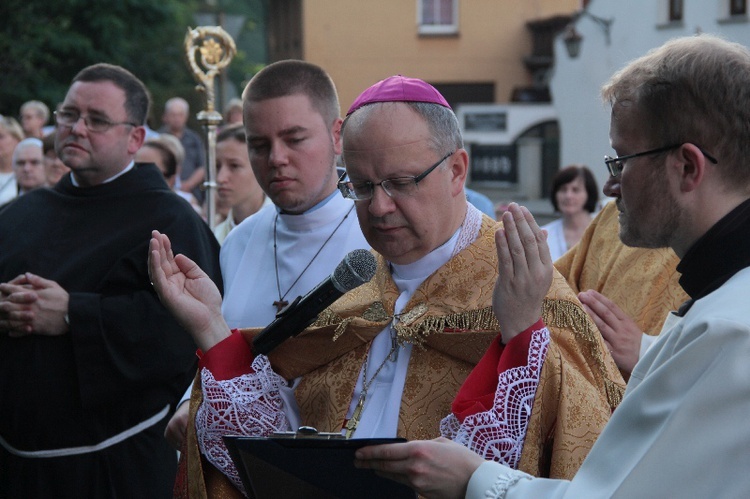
[551,0,750,196]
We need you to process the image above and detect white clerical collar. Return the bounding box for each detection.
[276,189,338,216]
[390,227,461,282]
[304,189,339,214]
[277,191,354,232]
[70,161,134,187]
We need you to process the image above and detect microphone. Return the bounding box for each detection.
[252,249,377,355]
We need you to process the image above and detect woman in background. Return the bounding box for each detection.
[212,124,269,244]
[542,165,599,261]
[0,116,24,205]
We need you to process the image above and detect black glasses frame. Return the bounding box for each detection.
[338,150,455,201]
[604,143,718,177]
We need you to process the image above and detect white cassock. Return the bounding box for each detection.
[220,192,368,329]
[175,193,369,408]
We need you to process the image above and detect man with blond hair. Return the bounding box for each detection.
[160,60,368,465]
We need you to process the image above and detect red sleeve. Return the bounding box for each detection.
[451,318,545,422]
[197,329,256,381]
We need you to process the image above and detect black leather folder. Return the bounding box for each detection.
[224,433,417,499]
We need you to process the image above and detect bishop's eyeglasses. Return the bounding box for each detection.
[338,151,455,201]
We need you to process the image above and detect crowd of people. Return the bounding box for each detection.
[2,33,750,499]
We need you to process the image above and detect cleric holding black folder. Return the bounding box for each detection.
[148,75,605,497]
[356,35,750,499]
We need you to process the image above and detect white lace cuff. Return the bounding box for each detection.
[441,327,550,469]
[195,355,292,494]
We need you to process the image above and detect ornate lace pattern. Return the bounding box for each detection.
[453,202,484,258]
[440,327,550,469]
[196,355,291,495]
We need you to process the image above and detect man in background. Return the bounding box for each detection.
[12,138,47,196]
[0,63,222,498]
[160,96,206,203]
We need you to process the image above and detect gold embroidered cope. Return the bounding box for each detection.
[177,216,626,497]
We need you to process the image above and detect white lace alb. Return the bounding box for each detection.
[441,326,550,469]
[196,355,290,495]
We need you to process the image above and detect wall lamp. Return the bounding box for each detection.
[563,9,614,58]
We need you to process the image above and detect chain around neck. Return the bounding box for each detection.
[272,204,354,311]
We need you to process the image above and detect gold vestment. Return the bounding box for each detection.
[177,216,624,497]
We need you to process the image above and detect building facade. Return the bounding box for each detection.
[267,0,581,205]
[552,0,750,195]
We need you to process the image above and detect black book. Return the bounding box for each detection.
[224,431,416,499]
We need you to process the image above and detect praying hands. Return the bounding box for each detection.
[0,273,69,337]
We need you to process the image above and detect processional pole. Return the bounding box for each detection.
[184,26,236,229]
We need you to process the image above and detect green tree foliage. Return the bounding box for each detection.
[221,0,268,91]
[0,0,203,127]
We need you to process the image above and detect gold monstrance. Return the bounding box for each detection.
[184,26,236,229]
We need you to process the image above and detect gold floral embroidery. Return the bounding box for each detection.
[199,38,224,65]
[362,302,390,322]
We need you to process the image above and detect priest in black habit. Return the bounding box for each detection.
[0,63,223,498]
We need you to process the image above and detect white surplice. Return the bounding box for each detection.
[468,266,750,498]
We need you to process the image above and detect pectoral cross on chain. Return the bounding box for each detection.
[344,396,365,439]
[273,299,289,313]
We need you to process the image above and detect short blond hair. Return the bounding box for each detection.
[242,60,340,126]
